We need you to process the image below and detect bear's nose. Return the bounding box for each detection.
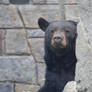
[54,36,63,44]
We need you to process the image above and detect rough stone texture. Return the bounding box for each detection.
[64,0,77,4]
[0,56,36,83]
[28,38,44,62]
[0,31,2,55]
[5,29,30,55]
[78,1,92,51]
[15,84,40,92]
[33,0,46,4]
[65,5,79,21]
[19,5,61,28]
[63,81,77,92]
[27,29,44,38]
[0,82,14,92]
[75,5,92,92]
[0,0,9,4]
[64,1,92,91]
[0,5,23,28]
[47,0,59,4]
[37,63,46,86]
[10,0,32,4]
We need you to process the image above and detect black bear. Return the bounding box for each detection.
[37,18,78,92]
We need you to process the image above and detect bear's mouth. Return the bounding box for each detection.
[52,42,66,49]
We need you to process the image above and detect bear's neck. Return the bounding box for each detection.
[44,45,77,73]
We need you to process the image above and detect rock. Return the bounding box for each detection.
[64,0,77,4]
[0,5,23,28]
[5,29,30,55]
[10,0,32,4]
[75,21,92,92]
[18,5,61,28]
[78,0,92,50]
[0,31,2,55]
[0,82,14,92]
[75,0,92,91]
[15,84,40,92]
[37,63,46,86]
[28,38,45,62]
[0,0,9,4]
[27,29,44,38]
[33,0,46,4]
[65,5,79,21]
[63,81,77,92]
[0,56,36,83]
[47,0,59,4]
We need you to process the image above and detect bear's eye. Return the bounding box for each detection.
[51,30,54,33]
[66,30,70,33]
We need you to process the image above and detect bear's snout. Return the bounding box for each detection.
[51,30,67,49]
[54,36,63,45]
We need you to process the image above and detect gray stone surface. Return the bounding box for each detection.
[33,0,46,4]
[65,5,79,21]
[28,38,44,62]
[78,0,92,50]
[64,0,77,4]
[5,29,30,55]
[27,29,44,38]
[0,83,14,92]
[75,1,92,92]
[0,5,23,28]
[0,56,36,83]
[0,31,2,55]
[47,0,59,4]
[0,0,4,3]
[15,84,40,92]
[76,22,92,92]
[0,0,9,4]
[63,81,77,92]
[19,5,61,28]
[37,63,46,86]
[10,0,32,4]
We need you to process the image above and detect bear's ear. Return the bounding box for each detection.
[38,18,49,32]
[68,20,78,26]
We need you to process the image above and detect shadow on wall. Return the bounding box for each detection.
[10,0,30,4]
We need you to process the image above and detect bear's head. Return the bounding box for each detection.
[38,18,77,54]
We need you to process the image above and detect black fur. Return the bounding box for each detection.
[37,18,77,92]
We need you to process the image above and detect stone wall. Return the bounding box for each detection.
[75,0,92,92]
[0,0,92,92]
[0,0,61,92]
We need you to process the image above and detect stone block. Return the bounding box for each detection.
[37,63,46,86]
[5,29,30,55]
[0,31,2,55]
[78,1,92,50]
[47,0,59,4]
[0,5,23,28]
[10,0,32,4]
[27,29,44,38]
[19,5,61,28]
[64,0,77,4]
[0,56,36,83]
[28,38,44,62]
[0,0,9,4]
[15,84,40,92]
[65,5,79,21]
[75,22,92,92]
[33,0,46,4]
[0,83,14,92]
[75,1,92,91]
[63,81,77,92]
